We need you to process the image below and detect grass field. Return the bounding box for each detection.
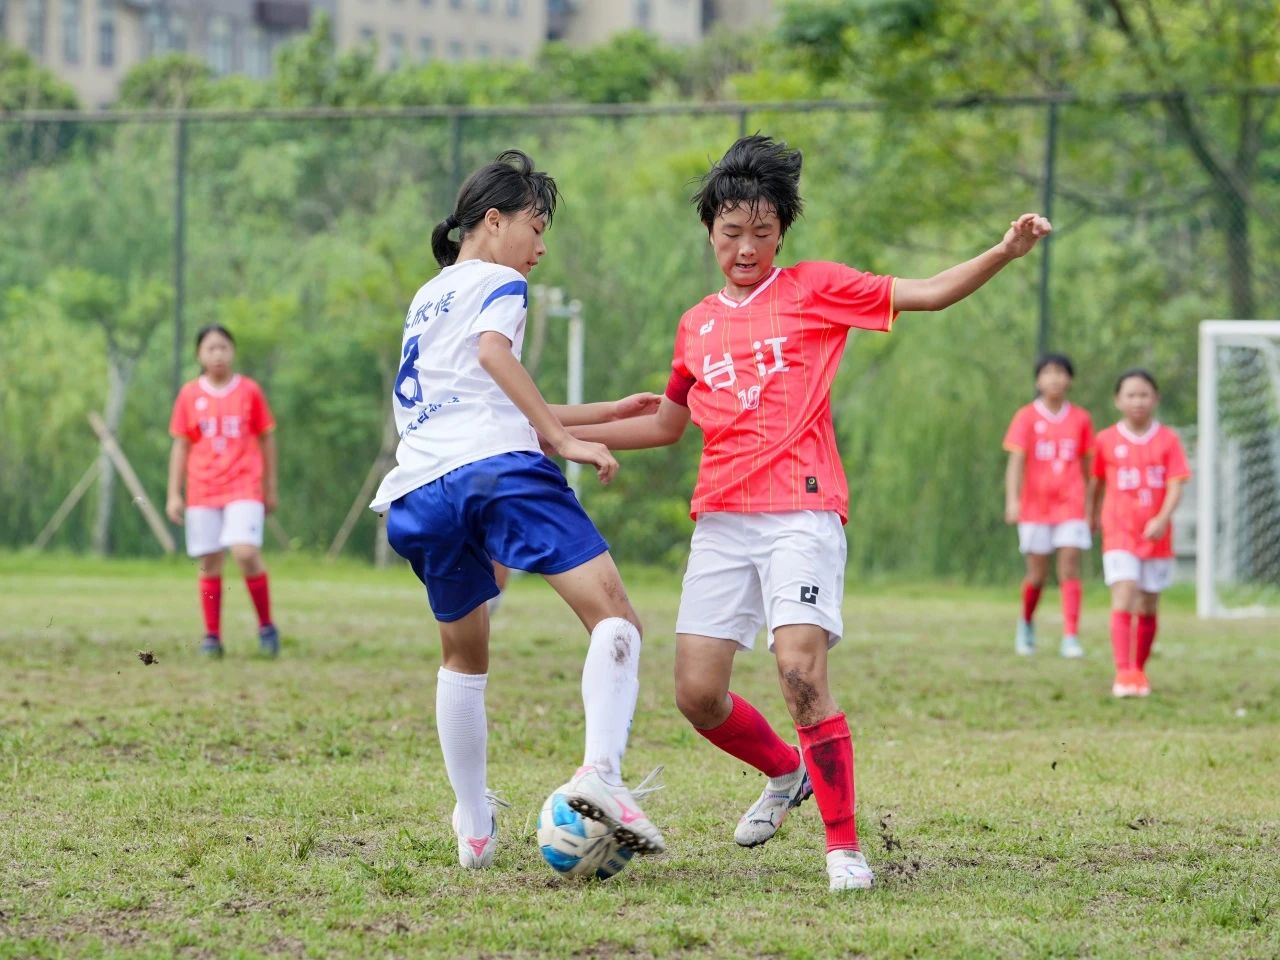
[1,552,1277,959]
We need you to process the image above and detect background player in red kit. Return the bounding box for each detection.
[572,135,1051,891]
[1088,369,1190,698]
[1003,354,1094,658]
[166,324,280,659]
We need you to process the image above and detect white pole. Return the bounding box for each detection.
[1196,321,1217,618]
[566,299,584,494]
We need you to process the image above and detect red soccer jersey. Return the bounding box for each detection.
[1002,399,1094,524]
[665,261,897,521]
[169,375,275,508]
[1092,421,1191,558]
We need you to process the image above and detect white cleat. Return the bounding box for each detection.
[1060,634,1084,659]
[450,791,510,869]
[827,849,875,891]
[1015,620,1036,655]
[563,764,666,855]
[735,756,812,848]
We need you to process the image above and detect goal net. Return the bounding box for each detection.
[1197,321,1280,617]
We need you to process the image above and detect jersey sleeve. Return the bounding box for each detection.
[248,381,276,436]
[168,387,198,441]
[1002,406,1030,453]
[467,267,529,343]
[665,315,696,407]
[795,260,898,332]
[1166,431,1192,480]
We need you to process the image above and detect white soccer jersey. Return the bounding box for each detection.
[370,259,539,512]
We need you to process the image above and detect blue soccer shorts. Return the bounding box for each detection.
[386,451,609,622]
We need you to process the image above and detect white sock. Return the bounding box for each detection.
[436,667,490,837]
[581,617,641,785]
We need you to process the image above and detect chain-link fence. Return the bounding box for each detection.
[1,92,1275,577]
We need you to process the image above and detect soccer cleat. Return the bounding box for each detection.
[1132,671,1151,697]
[563,764,666,855]
[1015,620,1036,656]
[1060,634,1084,659]
[1112,670,1141,698]
[200,635,224,659]
[450,791,510,869]
[827,849,875,891]
[258,624,280,658]
[735,755,812,848]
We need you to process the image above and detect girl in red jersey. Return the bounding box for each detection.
[1088,369,1190,698]
[166,324,280,659]
[1003,353,1094,658]
[572,135,1050,891]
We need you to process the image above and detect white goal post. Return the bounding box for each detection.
[1197,320,1280,618]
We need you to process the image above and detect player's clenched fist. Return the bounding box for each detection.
[1000,213,1052,259]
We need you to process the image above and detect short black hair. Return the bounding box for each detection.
[432,149,558,268]
[195,323,235,351]
[1035,352,1074,379]
[1115,367,1159,395]
[692,135,804,239]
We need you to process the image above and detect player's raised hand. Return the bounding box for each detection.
[612,392,663,420]
[556,437,619,485]
[166,494,184,525]
[1001,213,1052,259]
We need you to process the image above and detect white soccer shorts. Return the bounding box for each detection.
[1102,551,1175,593]
[184,500,265,558]
[675,510,846,651]
[1017,520,1092,555]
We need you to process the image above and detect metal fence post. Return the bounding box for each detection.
[172,116,188,398]
[1036,101,1058,358]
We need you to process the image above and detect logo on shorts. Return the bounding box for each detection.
[800,585,820,604]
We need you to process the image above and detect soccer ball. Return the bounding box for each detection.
[537,786,634,881]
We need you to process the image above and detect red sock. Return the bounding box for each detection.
[1061,579,1082,636]
[199,576,222,638]
[1136,614,1157,669]
[696,693,800,778]
[1110,611,1134,672]
[797,713,859,853]
[1021,581,1042,623]
[245,572,273,628]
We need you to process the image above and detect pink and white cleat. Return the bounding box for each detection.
[562,764,666,855]
[450,791,510,869]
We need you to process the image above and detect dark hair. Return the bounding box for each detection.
[1114,367,1159,395]
[431,149,558,268]
[692,135,804,242]
[195,323,235,352]
[1034,352,1074,379]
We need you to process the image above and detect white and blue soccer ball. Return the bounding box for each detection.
[537,786,634,881]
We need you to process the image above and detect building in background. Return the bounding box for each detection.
[1,0,776,107]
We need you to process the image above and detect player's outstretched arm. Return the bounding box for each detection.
[477,331,619,484]
[894,214,1052,312]
[570,396,691,450]
[165,436,190,525]
[550,392,663,427]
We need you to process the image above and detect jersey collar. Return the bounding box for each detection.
[1033,398,1072,422]
[717,267,782,310]
[1117,420,1160,444]
[199,374,241,397]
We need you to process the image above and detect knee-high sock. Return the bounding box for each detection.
[1136,614,1158,670]
[797,713,859,853]
[1061,579,1082,637]
[581,617,640,785]
[1022,581,1042,623]
[1110,611,1134,672]
[244,572,272,628]
[696,692,800,778]
[436,667,490,837]
[199,576,222,638]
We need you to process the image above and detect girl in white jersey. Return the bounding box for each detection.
[369,150,665,869]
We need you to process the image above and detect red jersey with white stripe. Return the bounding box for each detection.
[1002,399,1094,524]
[665,261,897,521]
[1092,422,1190,558]
[169,375,275,508]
